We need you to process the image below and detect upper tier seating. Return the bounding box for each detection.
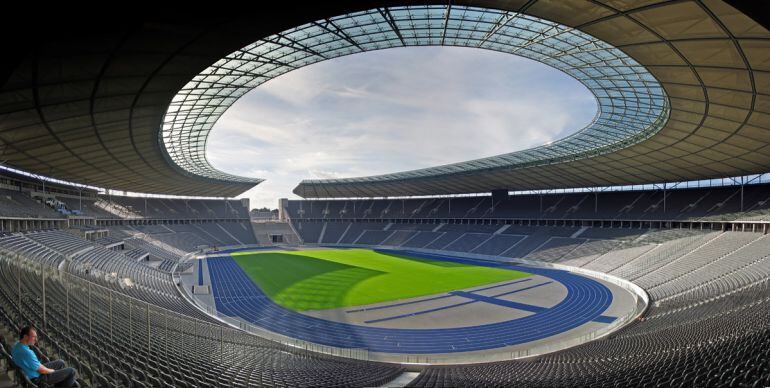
[286,183,770,221]
[100,196,250,219]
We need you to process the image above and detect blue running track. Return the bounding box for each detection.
[206,251,615,354]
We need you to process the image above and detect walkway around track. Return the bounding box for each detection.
[206,251,615,354]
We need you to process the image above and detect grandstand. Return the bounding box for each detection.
[0,1,769,387]
[286,183,770,223]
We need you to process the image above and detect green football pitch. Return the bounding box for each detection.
[231,248,529,311]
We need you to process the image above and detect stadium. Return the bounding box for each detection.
[0,1,769,387]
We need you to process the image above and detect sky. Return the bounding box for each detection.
[206,46,597,210]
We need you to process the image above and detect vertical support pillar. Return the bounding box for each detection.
[740,179,744,212]
[539,194,543,216]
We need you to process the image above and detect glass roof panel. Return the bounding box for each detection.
[162,4,668,188]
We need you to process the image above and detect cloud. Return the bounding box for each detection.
[206,46,596,208]
[308,170,343,179]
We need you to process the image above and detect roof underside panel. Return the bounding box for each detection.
[293,0,770,197]
[167,4,670,195]
[0,1,768,198]
[0,4,391,196]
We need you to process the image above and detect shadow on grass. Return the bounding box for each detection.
[374,251,471,268]
[235,253,384,311]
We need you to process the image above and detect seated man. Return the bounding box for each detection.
[11,326,78,388]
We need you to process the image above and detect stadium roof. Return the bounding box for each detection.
[1,1,768,197]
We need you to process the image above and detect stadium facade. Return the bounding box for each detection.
[0,1,769,387]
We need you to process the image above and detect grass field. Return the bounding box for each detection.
[231,248,529,311]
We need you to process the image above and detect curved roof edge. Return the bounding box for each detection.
[293,0,770,197]
[164,4,668,196]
